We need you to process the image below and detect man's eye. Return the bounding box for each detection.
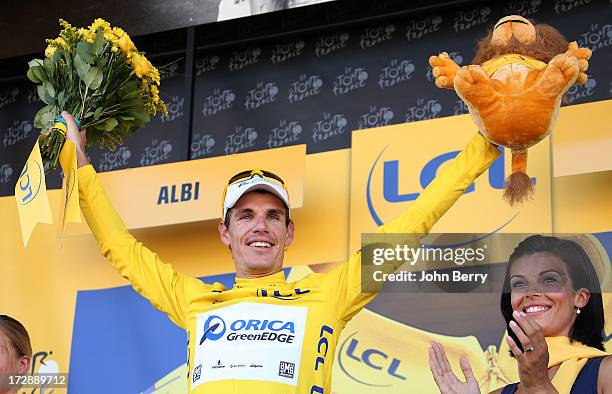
[268,214,279,220]
[240,214,253,220]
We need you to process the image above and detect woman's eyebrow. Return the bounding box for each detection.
[538,269,564,276]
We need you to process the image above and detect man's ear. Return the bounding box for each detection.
[219,221,231,246]
[284,220,295,247]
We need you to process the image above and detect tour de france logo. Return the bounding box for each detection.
[17,159,44,205]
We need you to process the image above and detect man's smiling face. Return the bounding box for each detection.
[219,191,294,278]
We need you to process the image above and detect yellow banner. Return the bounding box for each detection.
[65,144,307,235]
[553,99,612,177]
[14,140,52,246]
[349,114,552,250]
[15,132,82,247]
[331,308,517,394]
[59,139,81,233]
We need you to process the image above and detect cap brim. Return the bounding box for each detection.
[223,178,290,219]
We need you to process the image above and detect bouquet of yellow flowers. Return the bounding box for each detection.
[27,18,167,170]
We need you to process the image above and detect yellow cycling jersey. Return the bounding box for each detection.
[77,133,500,393]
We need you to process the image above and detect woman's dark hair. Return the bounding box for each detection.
[500,235,605,351]
[0,315,32,359]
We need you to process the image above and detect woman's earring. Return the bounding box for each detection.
[576,307,581,315]
[283,244,288,252]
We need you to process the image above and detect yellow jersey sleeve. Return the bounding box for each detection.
[78,165,216,328]
[326,133,501,323]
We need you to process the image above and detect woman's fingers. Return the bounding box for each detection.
[459,356,476,382]
[428,346,445,385]
[509,320,531,350]
[512,311,536,337]
[506,335,524,360]
[513,310,546,347]
[433,342,454,375]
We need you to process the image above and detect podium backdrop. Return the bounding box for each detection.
[1,1,611,393]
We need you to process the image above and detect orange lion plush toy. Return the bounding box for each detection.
[429,15,592,205]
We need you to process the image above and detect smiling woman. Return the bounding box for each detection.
[429,235,612,394]
[501,235,605,352]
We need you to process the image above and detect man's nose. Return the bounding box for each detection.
[252,215,269,232]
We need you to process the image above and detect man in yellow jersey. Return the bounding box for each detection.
[63,109,500,393]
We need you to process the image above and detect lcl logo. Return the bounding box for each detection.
[337,332,406,387]
[367,146,533,226]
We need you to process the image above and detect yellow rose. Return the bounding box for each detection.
[112,27,126,39]
[90,18,111,33]
[114,34,136,57]
[131,53,154,78]
[104,30,117,42]
[45,44,56,58]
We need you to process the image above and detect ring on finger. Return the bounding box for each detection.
[525,345,535,352]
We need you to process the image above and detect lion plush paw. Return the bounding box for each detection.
[454,65,497,107]
[535,54,580,98]
[429,52,460,89]
[565,41,592,84]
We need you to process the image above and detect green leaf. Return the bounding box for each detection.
[119,80,139,97]
[74,53,91,83]
[33,105,55,129]
[83,67,103,90]
[103,118,118,131]
[119,115,134,121]
[51,49,61,63]
[43,58,55,74]
[27,59,44,68]
[37,85,53,105]
[57,91,66,109]
[43,81,55,98]
[76,42,95,63]
[92,29,106,56]
[132,109,149,124]
[32,66,47,82]
[122,90,140,100]
[94,107,104,120]
[27,68,42,83]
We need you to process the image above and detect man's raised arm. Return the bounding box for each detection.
[326,132,501,322]
[64,112,220,328]
[377,132,500,235]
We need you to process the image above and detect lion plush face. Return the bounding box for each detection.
[472,14,568,65]
[491,15,536,46]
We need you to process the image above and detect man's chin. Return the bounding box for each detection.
[245,258,279,273]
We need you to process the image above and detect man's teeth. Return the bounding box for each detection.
[525,306,550,313]
[250,241,272,248]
